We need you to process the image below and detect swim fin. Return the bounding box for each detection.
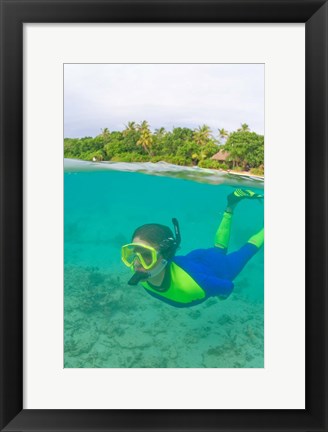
[227,188,264,206]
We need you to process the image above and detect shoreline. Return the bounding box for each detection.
[220,169,264,180]
[106,159,265,179]
[66,158,264,180]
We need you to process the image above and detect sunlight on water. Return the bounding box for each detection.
[64,160,264,368]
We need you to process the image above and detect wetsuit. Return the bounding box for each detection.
[140,212,264,308]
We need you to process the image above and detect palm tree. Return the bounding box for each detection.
[218,128,229,142]
[136,120,153,155]
[192,150,208,162]
[123,121,137,136]
[137,120,150,131]
[237,123,250,132]
[154,127,166,138]
[193,124,212,146]
[101,128,110,139]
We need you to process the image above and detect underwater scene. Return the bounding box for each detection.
[64,159,264,368]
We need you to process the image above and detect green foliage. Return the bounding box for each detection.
[231,166,244,172]
[250,166,264,176]
[91,150,105,161]
[193,124,213,146]
[136,120,153,155]
[64,122,264,173]
[198,160,221,169]
[64,136,105,159]
[218,128,229,142]
[198,160,228,170]
[149,155,165,163]
[223,131,264,169]
[202,142,220,158]
[166,155,190,166]
[176,141,200,164]
[111,153,149,162]
[237,123,250,132]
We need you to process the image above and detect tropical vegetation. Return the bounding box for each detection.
[64,122,264,175]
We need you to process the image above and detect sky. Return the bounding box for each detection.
[64,64,264,138]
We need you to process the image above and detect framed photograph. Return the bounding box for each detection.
[1,1,327,431]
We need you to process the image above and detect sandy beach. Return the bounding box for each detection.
[224,169,264,180]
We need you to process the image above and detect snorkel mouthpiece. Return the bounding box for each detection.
[128,271,150,286]
[128,259,168,285]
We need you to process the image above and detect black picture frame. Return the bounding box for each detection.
[1,1,327,431]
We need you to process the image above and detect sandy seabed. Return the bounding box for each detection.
[64,265,264,369]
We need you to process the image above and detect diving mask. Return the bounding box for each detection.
[121,243,158,270]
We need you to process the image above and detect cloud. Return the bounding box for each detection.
[64,64,264,137]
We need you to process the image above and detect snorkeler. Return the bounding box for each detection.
[121,189,264,308]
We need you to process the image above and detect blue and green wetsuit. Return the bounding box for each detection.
[140,212,264,308]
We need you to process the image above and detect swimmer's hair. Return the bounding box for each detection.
[132,223,177,259]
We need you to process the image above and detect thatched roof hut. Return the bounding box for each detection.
[211,150,230,161]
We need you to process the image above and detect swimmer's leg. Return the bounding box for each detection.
[214,189,264,252]
[214,211,233,252]
[226,228,264,280]
[248,228,264,249]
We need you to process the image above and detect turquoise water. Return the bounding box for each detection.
[64,161,264,368]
